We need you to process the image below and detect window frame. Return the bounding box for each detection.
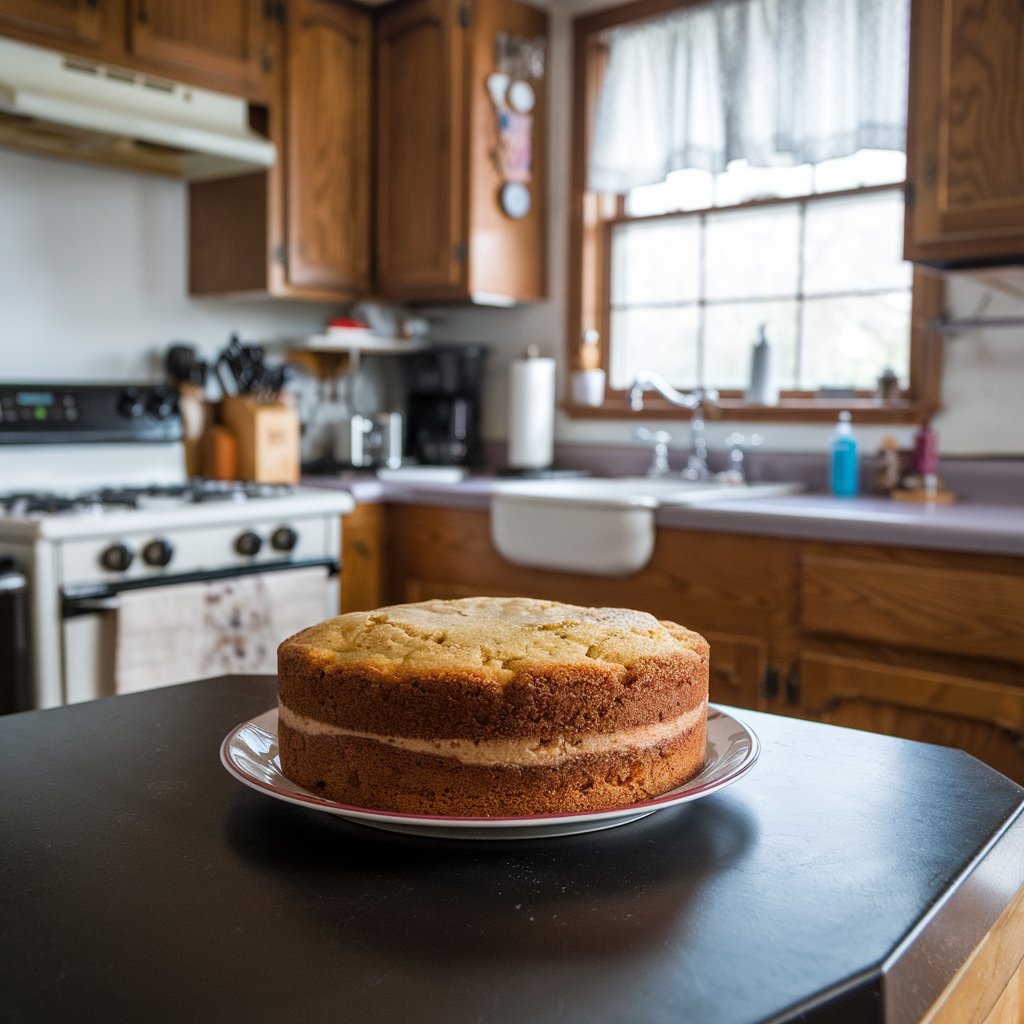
[566,0,943,424]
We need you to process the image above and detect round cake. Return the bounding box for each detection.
[276,597,709,816]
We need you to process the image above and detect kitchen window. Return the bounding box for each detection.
[568,0,942,423]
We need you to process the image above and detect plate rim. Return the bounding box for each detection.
[220,704,759,830]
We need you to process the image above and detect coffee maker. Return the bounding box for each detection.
[403,345,487,467]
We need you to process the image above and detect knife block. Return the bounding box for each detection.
[220,396,300,484]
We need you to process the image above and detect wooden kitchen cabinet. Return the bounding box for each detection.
[0,0,275,101]
[123,0,272,100]
[188,0,372,301]
[797,543,1024,783]
[340,503,385,613]
[904,0,1024,266]
[798,651,1024,785]
[375,0,548,303]
[0,0,117,54]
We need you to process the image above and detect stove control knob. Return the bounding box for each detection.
[235,531,263,557]
[146,389,177,420]
[100,543,134,572]
[270,526,298,552]
[117,388,145,419]
[142,538,174,567]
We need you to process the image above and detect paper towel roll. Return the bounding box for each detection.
[508,352,556,469]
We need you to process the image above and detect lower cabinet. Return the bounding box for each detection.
[344,501,1024,783]
[340,503,385,613]
[798,651,1024,783]
[797,542,1024,783]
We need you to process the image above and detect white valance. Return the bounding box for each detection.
[588,0,910,194]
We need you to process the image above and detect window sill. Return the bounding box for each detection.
[563,396,927,424]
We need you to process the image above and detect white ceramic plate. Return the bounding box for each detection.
[220,705,759,840]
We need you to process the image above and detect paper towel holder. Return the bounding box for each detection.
[506,344,556,474]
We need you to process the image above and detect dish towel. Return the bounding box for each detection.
[114,566,329,694]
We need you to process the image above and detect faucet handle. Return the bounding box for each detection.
[634,428,672,477]
[720,432,764,485]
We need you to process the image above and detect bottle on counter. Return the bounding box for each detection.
[873,435,901,496]
[829,411,859,497]
[912,420,939,499]
[745,324,779,405]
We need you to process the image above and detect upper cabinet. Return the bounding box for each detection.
[0,0,117,53]
[123,0,272,100]
[0,0,275,101]
[904,0,1024,267]
[188,0,372,302]
[376,0,548,303]
[283,0,371,295]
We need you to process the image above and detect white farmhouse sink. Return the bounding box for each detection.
[490,476,802,576]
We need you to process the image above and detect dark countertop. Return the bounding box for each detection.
[304,473,1024,558]
[2,677,1022,1024]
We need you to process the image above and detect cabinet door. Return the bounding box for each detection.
[0,0,116,53]
[703,633,767,713]
[376,0,467,301]
[125,0,268,96]
[283,0,370,296]
[340,504,384,613]
[800,653,1024,785]
[904,0,1024,265]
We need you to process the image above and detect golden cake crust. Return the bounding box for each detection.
[277,597,709,815]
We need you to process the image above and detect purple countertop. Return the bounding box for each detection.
[304,473,1024,558]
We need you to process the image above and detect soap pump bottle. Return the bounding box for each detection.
[830,411,859,497]
[745,324,778,405]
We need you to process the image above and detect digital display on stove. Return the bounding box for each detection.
[15,391,56,409]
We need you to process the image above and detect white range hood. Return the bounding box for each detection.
[0,37,275,180]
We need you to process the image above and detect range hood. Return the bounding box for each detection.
[0,38,275,180]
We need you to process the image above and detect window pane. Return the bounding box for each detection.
[813,150,906,193]
[626,168,714,215]
[609,306,700,390]
[611,219,701,304]
[705,206,800,300]
[704,301,799,390]
[800,292,911,390]
[713,159,814,206]
[803,191,911,295]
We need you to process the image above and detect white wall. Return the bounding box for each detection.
[0,148,340,381]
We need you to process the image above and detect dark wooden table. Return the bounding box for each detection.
[1,676,1022,1024]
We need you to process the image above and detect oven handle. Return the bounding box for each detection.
[61,557,340,619]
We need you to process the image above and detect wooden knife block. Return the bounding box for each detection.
[220,396,300,483]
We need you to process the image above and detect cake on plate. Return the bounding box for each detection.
[276,596,709,816]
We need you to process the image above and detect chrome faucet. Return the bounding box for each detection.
[627,372,717,414]
[627,373,719,481]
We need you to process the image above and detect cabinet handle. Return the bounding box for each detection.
[85,0,98,9]
[760,666,780,702]
[137,1,148,24]
[785,665,801,707]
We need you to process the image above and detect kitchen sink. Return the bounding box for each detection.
[490,476,803,576]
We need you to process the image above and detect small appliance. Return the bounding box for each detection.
[403,345,487,467]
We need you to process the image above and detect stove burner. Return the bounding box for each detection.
[0,480,296,516]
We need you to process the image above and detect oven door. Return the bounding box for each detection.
[61,558,338,702]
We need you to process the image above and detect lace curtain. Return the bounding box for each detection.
[587,0,910,194]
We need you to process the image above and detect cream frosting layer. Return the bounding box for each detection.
[278,702,706,767]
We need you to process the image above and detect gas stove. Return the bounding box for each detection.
[1,480,295,516]
[0,382,352,712]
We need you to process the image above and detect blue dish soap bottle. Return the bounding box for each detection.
[830,411,859,497]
